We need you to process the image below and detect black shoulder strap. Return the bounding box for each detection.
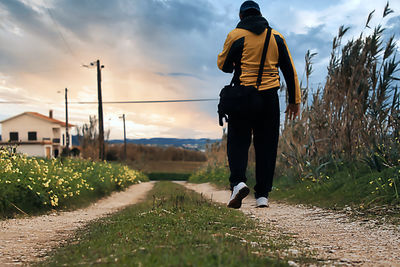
[256,27,272,89]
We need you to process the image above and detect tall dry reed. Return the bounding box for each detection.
[278,4,399,179]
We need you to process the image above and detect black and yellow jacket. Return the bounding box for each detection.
[218,16,301,104]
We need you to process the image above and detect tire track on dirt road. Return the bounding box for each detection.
[180,182,400,266]
[0,181,155,266]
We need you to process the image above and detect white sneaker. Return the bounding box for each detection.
[227,182,250,209]
[256,197,269,208]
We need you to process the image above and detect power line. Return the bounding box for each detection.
[45,3,77,59]
[0,98,219,105]
[71,98,219,104]
[2,95,330,105]
[0,101,29,104]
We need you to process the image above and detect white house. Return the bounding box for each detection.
[0,111,74,158]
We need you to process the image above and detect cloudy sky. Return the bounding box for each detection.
[0,0,399,139]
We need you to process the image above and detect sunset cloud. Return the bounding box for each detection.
[0,0,398,139]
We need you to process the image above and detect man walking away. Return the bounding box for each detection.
[217,1,300,209]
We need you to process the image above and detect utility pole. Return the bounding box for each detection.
[65,88,70,156]
[83,60,105,161]
[96,60,105,161]
[120,114,127,161]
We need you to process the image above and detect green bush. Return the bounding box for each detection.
[189,162,230,188]
[189,162,256,189]
[147,172,191,181]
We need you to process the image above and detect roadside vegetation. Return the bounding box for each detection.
[0,148,148,218]
[106,143,207,162]
[189,132,257,189]
[190,160,231,188]
[275,4,399,208]
[190,5,399,213]
[39,182,317,266]
[77,115,206,181]
[133,160,205,173]
[146,172,191,181]
[76,115,207,163]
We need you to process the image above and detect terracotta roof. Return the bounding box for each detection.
[0,112,75,127]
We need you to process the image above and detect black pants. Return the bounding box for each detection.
[227,88,280,198]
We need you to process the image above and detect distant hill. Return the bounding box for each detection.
[107,138,220,151]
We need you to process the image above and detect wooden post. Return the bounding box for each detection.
[122,114,127,161]
[65,88,70,156]
[96,60,105,161]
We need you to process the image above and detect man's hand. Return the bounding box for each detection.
[219,113,228,126]
[285,103,300,120]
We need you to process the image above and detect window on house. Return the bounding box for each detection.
[10,132,19,141]
[28,131,37,141]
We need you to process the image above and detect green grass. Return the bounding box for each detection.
[271,162,400,224]
[0,148,148,218]
[189,163,230,188]
[39,182,317,266]
[271,162,400,208]
[188,163,256,190]
[189,160,400,223]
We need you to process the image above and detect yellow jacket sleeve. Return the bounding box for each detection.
[217,32,235,73]
[275,34,301,104]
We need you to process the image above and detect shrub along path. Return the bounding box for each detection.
[0,181,154,266]
[180,182,400,266]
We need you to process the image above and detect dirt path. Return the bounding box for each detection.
[180,182,400,266]
[0,182,154,266]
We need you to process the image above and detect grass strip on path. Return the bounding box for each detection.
[39,181,317,266]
